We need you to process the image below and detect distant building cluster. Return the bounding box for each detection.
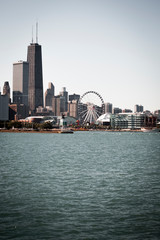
[0,36,160,129]
[0,38,81,122]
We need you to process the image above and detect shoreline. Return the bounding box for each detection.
[0,128,156,133]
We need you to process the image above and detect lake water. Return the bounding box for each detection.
[0,131,160,239]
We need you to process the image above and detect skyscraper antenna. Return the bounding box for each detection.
[32,25,34,43]
[36,22,38,43]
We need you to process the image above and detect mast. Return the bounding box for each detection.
[32,25,34,43]
[36,22,38,43]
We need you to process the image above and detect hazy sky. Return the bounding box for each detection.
[0,0,159,111]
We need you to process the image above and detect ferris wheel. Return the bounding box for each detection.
[78,91,104,124]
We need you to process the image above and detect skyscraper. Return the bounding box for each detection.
[52,96,65,116]
[68,100,78,119]
[134,104,144,113]
[69,93,80,102]
[27,42,43,112]
[3,81,10,98]
[104,102,112,113]
[13,61,29,105]
[60,87,68,112]
[3,81,10,103]
[45,82,55,107]
[0,92,9,121]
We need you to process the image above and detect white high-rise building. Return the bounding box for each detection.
[13,61,29,106]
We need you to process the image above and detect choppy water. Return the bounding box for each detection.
[0,131,160,240]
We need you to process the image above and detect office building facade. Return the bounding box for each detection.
[45,82,55,107]
[52,96,65,116]
[3,81,10,101]
[27,43,43,112]
[0,92,9,120]
[13,61,29,105]
[68,100,78,119]
[60,87,68,112]
[112,107,122,114]
[134,104,144,113]
[69,94,80,102]
[104,102,112,113]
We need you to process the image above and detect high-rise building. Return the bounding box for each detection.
[13,61,29,105]
[134,105,139,113]
[52,95,65,116]
[134,104,144,113]
[68,100,78,119]
[60,87,68,112]
[0,92,9,121]
[45,82,55,107]
[69,94,80,102]
[27,43,43,113]
[104,102,112,113]
[139,105,144,112]
[3,81,10,101]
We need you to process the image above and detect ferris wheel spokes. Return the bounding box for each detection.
[78,91,105,124]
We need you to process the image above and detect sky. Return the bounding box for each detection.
[0,0,159,112]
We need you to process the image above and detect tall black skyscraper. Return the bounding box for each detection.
[27,42,43,112]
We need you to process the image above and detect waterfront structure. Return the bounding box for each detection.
[111,113,145,129]
[127,113,145,129]
[52,95,65,116]
[0,92,9,120]
[68,100,78,119]
[13,61,29,106]
[111,114,128,129]
[144,113,157,128]
[69,94,80,102]
[3,81,10,103]
[27,42,43,113]
[96,113,111,126]
[104,102,112,113]
[134,104,144,113]
[154,110,160,122]
[45,82,55,107]
[60,87,68,112]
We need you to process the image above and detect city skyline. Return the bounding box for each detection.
[0,0,159,112]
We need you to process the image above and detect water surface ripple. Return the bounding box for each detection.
[0,132,160,239]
